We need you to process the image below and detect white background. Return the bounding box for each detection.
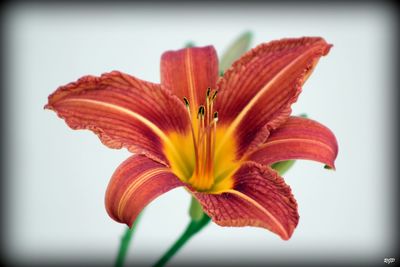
[4,2,397,265]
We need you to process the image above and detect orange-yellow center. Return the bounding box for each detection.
[164,89,239,193]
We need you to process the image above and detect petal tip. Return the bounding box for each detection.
[162,45,218,70]
[324,43,333,55]
[280,233,291,240]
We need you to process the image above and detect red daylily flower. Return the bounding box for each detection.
[45,37,338,240]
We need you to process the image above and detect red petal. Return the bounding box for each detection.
[193,162,299,240]
[161,46,219,112]
[105,155,184,227]
[45,71,190,165]
[216,37,332,159]
[248,116,338,169]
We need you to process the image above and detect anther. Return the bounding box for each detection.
[183,97,190,107]
[197,106,205,118]
[211,90,218,101]
[213,111,218,120]
[206,87,211,98]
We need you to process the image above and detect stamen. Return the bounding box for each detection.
[183,97,199,172]
[188,88,220,191]
[211,112,217,178]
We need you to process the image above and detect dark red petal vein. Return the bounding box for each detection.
[161,46,219,113]
[216,37,332,159]
[248,116,338,169]
[105,155,184,227]
[193,162,299,240]
[45,71,190,165]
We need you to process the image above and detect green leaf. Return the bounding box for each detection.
[324,165,333,170]
[185,41,195,48]
[298,113,308,118]
[219,31,253,73]
[271,160,296,175]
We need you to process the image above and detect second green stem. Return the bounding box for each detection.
[153,213,211,267]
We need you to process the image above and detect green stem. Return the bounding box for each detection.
[115,213,142,267]
[153,215,211,267]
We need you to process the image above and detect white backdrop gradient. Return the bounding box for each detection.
[3,2,397,266]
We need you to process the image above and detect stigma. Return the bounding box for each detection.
[184,88,218,191]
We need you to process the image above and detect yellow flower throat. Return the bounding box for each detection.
[165,88,238,193]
